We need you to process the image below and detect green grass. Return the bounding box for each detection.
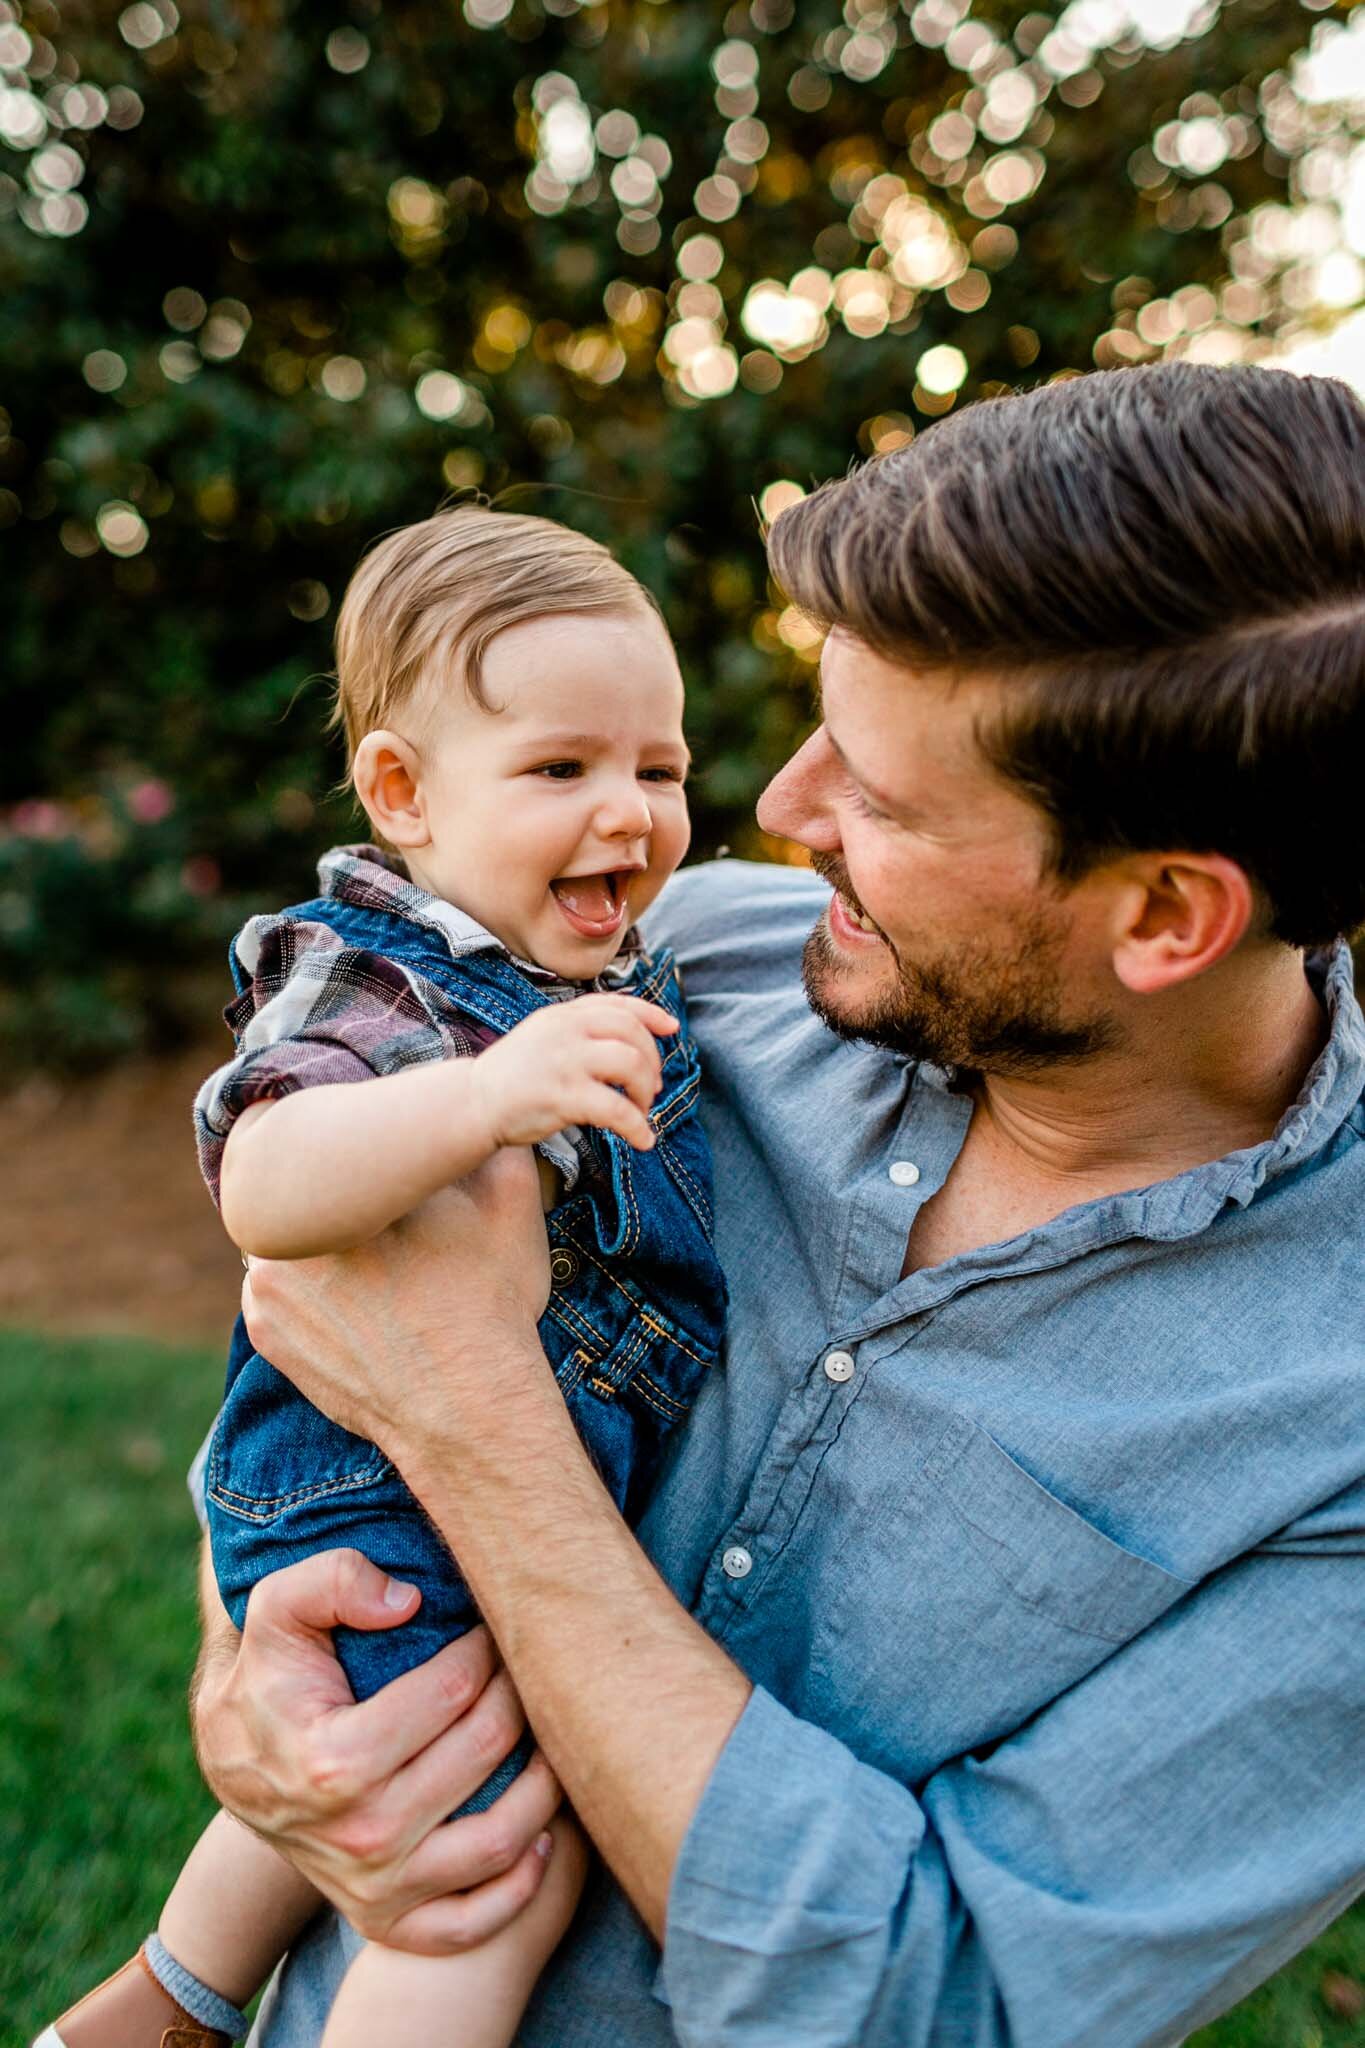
[1,1327,1361,2047]
[0,1328,221,2047]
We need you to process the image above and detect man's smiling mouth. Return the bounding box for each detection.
[811,855,888,943]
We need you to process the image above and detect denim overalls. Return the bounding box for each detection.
[205,893,727,1813]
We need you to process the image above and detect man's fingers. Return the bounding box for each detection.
[323,1628,500,1784]
[396,1749,562,1894]
[377,1842,554,1956]
[246,1549,421,1648]
[386,1665,529,1821]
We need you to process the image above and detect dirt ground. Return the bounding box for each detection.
[0,1041,243,1345]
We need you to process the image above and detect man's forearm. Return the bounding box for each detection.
[401,1330,752,1936]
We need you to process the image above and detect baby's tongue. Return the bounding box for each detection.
[554,874,615,922]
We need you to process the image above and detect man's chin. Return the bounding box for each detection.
[800,914,1117,1071]
[801,923,901,1044]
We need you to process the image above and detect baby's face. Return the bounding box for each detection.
[410,608,692,978]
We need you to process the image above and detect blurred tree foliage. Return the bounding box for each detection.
[0,0,1349,1065]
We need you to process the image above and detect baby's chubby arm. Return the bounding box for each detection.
[219,993,678,1260]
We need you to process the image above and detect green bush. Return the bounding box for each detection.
[0,0,1346,1064]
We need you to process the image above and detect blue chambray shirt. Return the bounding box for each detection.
[250,859,1365,2048]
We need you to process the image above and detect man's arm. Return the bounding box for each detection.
[656,1533,1365,2047]
[237,1161,1365,2042]
[388,1316,753,1931]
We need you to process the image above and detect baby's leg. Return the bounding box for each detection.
[320,1813,588,2048]
[40,1810,319,2048]
[158,1806,322,2009]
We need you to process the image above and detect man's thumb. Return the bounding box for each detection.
[249,1548,422,1643]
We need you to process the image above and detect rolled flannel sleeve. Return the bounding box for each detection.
[661,1523,1365,2048]
[193,914,461,1206]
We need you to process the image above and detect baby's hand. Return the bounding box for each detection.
[470,995,679,1154]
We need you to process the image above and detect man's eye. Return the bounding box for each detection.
[537,761,582,779]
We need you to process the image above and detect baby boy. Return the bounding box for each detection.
[39,507,726,2048]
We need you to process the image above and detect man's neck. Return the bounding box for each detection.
[904,946,1329,1278]
[977,945,1328,1195]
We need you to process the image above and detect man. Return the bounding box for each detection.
[196,362,1365,2046]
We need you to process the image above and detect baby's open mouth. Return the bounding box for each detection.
[551,870,633,938]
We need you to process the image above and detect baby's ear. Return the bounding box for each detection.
[352,729,430,847]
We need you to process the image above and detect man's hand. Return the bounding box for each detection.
[471,993,679,1155]
[241,1150,549,1455]
[192,1546,562,1953]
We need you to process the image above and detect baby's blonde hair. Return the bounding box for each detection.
[330,504,660,772]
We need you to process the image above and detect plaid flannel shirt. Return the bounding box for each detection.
[193,844,640,1208]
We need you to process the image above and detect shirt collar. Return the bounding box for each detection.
[1127,938,1364,1242]
[317,843,642,994]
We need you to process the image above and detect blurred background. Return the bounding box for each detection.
[3,0,1365,2039]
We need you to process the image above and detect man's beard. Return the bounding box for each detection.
[802,856,1117,1073]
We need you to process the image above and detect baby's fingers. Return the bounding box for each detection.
[586,995,678,1041]
[579,1083,656,1151]
[586,1039,662,1114]
[625,998,679,1039]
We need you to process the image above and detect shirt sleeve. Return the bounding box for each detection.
[660,1516,1365,2047]
[193,913,465,1207]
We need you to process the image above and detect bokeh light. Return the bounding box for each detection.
[7,0,1365,1086]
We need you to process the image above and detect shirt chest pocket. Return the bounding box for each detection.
[922,1413,1196,1647]
[803,1413,1197,1777]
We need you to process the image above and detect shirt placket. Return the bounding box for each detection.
[692,1069,976,1639]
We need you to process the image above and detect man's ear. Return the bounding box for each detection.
[352,730,430,849]
[1111,853,1257,996]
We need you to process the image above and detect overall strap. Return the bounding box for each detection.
[278,891,680,1034]
[281,893,560,1036]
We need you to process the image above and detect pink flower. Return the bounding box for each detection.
[128,778,175,825]
[11,799,68,840]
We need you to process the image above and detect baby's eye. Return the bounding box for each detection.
[640,766,685,783]
[537,761,583,780]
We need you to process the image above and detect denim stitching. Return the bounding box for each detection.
[542,1322,599,1399]
[208,1460,394,1520]
[544,1290,611,1357]
[657,1140,715,1240]
[657,1126,710,1210]
[559,1233,657,1319]
[566,1236,718,1365]
[631,1372,687,1421]
[638,1309,714,1371]
[601,1324,649,1390]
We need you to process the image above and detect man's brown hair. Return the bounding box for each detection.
[768,362,1365,946]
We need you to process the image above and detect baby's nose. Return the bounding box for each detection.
[599,782,653,836]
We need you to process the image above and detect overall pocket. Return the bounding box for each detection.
[207,1348,394,1526]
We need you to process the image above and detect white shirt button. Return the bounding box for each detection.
[722,1545,753,1579]
[824,1350,855,1384]
[889,1159,921,1187]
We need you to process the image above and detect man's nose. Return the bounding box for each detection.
[756,726,841,853]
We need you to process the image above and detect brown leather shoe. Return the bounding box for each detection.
[33,1947,232,2048]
